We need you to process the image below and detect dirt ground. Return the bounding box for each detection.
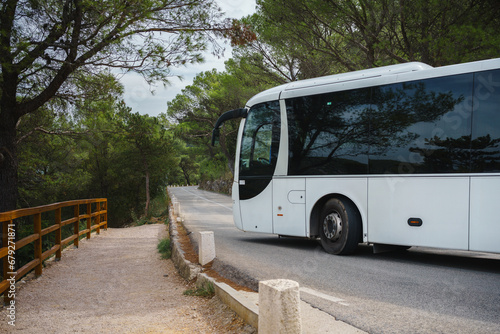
[0,224,255,333]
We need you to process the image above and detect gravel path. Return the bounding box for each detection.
[1,224,250,333]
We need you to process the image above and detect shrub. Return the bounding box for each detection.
[157,237,172,259]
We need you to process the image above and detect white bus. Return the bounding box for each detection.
[212,58,500,255]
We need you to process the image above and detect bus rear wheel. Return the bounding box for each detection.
[319,198,361,255]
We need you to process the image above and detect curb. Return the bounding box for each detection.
[168,198,259,329]
[196,273,259,329]
[169,216,201,281]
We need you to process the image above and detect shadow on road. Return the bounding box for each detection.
[235,235,500,274]
[373,247,500,274]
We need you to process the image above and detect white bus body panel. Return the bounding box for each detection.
[368,177,470,250]
[470,176,500,253]
[306,178,368,238]
[232,119,245,231]
[273,177,306,236]
[232,180,243,230]
[239,182,274,233]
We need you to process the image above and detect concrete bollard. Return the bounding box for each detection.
[258,279,302,334]
[173,201,181,217]
[198,231,216,265]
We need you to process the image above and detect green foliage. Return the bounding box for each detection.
[0,0,234,213]
[130,190,170,225]
[183,282,215,298]
[247,0,500,75]
[199,153,231,182]
[16,73,179,226]
[115,107,178,217]
[157,238,172,259]
[167,66,271,183]
[16,106,92,207]
[147,190,171,219]
[131,210,150,226]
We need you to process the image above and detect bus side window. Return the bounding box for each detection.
[471,69,500,172]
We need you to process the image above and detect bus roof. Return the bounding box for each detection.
[245,58,500,107]
[246,62,432,107]
[285,62,432,91]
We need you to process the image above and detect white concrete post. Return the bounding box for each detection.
[198,231,216,265]
[173,201,181,217]
[258,279,302,334]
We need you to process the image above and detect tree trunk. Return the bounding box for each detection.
[182,169,191,185]
[144,160,150,217]
[0,106,19,213]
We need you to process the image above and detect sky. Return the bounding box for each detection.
[120,0,257,117]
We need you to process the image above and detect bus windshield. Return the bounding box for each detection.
[239,101,281,177]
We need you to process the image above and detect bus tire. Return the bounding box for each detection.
[319,198,361,255]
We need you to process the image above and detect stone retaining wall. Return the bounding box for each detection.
[198,178,232,195]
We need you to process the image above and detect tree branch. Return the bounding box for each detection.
[16,127,90,144]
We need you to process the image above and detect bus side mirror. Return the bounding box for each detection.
[211,108,247,146]
[211,128,220,146]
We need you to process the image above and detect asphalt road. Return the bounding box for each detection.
[169,186,500,334]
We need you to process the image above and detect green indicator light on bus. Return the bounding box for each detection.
[327,102,332,106]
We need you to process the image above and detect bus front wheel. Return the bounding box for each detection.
[319,198,361,255]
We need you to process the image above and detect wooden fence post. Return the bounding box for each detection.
[96,203,101,235]
[103,200,108,230]
[2,221,9,275]
[86,203,91,239]
[2,221,8,277]
[55,208,62,260]
[74,205,79,248]
[34,213,42,276]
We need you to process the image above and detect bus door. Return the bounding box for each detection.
[273,178,306,236]
[237,101,281,233]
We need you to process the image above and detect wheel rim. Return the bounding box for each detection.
[323,211,342,242]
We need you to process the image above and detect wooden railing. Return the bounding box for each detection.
[0,199,107,302]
